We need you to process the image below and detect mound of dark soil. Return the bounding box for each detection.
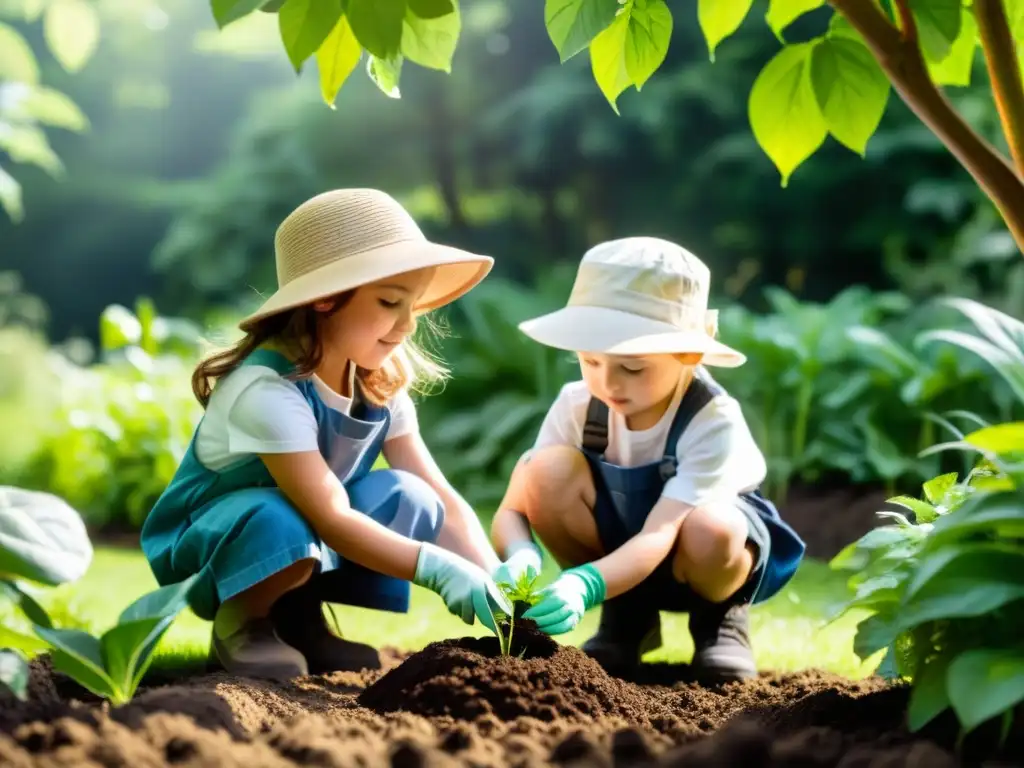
[359,624,679,725]
[1,650,1021,767]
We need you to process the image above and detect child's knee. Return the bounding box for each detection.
[387,469,446,542]
[673,505,750,579]
[520,446,593,524]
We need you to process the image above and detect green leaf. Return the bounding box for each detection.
[929,493,1024,542]
[0,164,23,223]
[545,0,620,62]
[899,547,1024,629]
[0,22,39,84]
[810,35,889,155]
[408,0,453,19]
[33,627,117,700]
[908,653,952,731]
[43,0,100,73]
[16,86,89,132]
[316,13,362,108]
[0,649,28,701]
[965,422,1024,456]
[401,4,459,72]
[947,648,1024,732]
[346,0,405,59]
[926,7,977,86]
[0,125,62,176]
[853,612,899,658]
[922,473,959,506]
[590,8,631,113]
[0,580,52,629]
[698,0,753,60]
[910,0,962,62]
[367,55,402,97]
[748,42,828,186]
[765,0,825,39]
[888,495,939,523]
[278,0,342,71]
[211,0,273,27]
[0,487,93,586]
[624,0,672,89]
[0,625,48,654]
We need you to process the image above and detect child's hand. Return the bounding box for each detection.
[493,540,542,588]
[523,563,606,635]
[413,543,512,634]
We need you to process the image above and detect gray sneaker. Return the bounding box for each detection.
[208,617,308,681]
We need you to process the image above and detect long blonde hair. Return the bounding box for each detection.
[192,292,447,407]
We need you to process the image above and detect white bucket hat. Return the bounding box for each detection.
[239,188,494,331]
[518,237,745,367]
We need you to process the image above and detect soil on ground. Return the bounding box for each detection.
[2,631,1020,768]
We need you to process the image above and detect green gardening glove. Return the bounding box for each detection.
[413,542,512,634]
[492,540,542,589]
[522,563,606,635]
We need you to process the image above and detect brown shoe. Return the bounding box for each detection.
[270,582,381,674]
[208,617,308,681]
[581,598,663,675]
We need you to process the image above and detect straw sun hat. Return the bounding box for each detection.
[239,189,494,331]
[518,237,745,367]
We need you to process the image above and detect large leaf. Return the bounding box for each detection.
[907,652,952,731]
[33,627,116,700]
[964,422,1024,456]
[278,0,342,71]
[401,4,460,72]
[316,13,362,107]
[698,0,753,60]
[0,649,28,701]
[810,35,889,155]
[346,0,405,60]
[408,0,453,19]
[947,648,1024,732]
[748,42,827,186]
[922,472,959,506]
[910,0,962,63]
[0,125,62,176]
[0,487,93,586]
[545,0,619,62]
[898,547,1024,629]
[765,0,825,39]
[589,0,672,111]
[926,7,977,86]
[211,0,273,27]
[852,612,900,659]
[43,0,99,73]
[0,22,39,84]
[928,493,1024,542]
[14,86,89,131]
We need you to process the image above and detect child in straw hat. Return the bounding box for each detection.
[141,189,511,681]
[490,237,806,682]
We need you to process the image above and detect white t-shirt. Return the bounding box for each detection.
[194,364,418,471]
[533,371,766,508]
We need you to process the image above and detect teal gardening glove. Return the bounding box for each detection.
[413,542,512,634]
[492,540,542,588]
[523,563,606,635]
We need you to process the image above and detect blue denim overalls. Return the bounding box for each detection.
[581,369,806,614]
[140,348,444,621]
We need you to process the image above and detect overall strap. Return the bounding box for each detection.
[664,370,724,459]
[582,398,610,456]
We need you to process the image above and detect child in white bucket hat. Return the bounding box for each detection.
[490,237,805,682]
[141,189,511,681]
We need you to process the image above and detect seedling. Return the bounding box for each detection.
[492,571,543,657]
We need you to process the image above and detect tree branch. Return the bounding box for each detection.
[974,0,1024,178]
[830,0,1024,253]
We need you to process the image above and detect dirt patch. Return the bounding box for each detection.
[2,643,1020,768]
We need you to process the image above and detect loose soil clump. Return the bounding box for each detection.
[2,639,1021,768]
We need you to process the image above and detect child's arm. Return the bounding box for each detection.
[382,433,502,575]
[260,450,511,629]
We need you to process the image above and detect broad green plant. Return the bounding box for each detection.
[830,297,1024,741]
[212,0,1024,252]
[491,570,544,658]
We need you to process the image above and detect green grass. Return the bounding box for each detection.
[1,546,880,679]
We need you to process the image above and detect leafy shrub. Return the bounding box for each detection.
[830,298,1024,740]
